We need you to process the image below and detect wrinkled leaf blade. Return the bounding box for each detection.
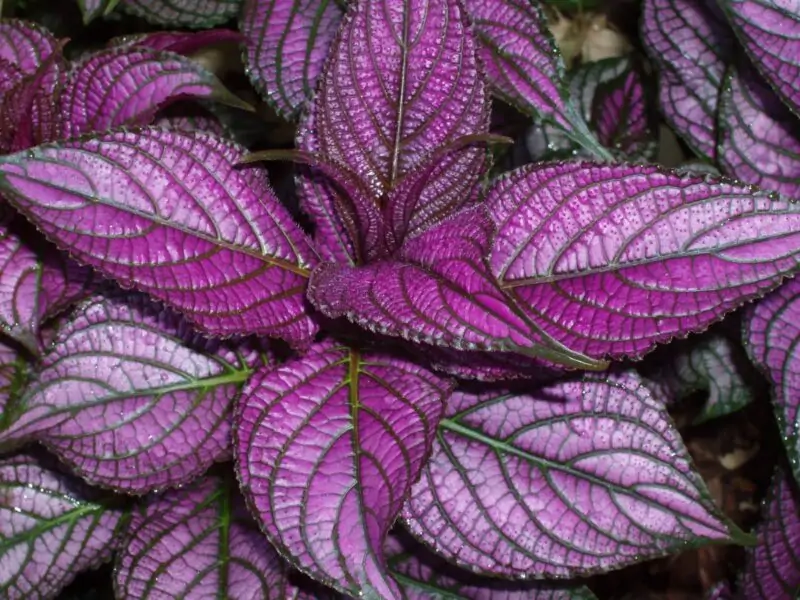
[489,161,800,360]
[120,0,242,28]
[403,373,744,577]
[0,19,58,75]
[235,342,450,598]
[0,128,319,345]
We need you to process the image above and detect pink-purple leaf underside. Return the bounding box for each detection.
[308,206,606,371]
[460,0,611,161]
[241,0,343,120]
[719,0,800,116]
[641,0,734,161]
[2,293,261,493]
[737,469,800,598]
[0,19,58,76]
[0,127,319,345]
[402,372,745,578]
[309,0,488,214]
[744,276,800,486]
[235,341,451,598]
[488,161,800,361]
[115,473,312,599]
[0,454,125,600]
[717,63,800,197]
[386,533,599,599]
[641,334,754,424]
[58,47,249,140]
[120,0,242,28]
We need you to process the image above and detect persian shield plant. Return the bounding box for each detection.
[2,0,800,597]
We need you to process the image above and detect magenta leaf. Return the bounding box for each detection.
[642,334,754,424]
[308,207,606,371]
[403,372,746,578]
[738,469,800,598]
[719,0,800,116]
[5,294,260,493]
[109,29,242,55]
[641,0,734,160]
[744,276,800,485]
[0,454,125,599]
[386,533,599,599]
[235,342,451,598]
[488,161,800,360]
[0,128,319,345]
[0,19,58,76]
[115,472,308,598]
[461,0,611,160]
[58,47,249,140]
[120,0,242,28]
[242,0,343,119]
[718,63,800,197]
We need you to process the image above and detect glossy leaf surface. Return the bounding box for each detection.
[488,161,800,360]
[0,454,124,599]
[0,128,318,344]
[641,0,733,160]
[7,294,256,493]
[720,0,800,115]
[718,63,800,197]
[745,276,800,485]
[120,0,242,28]
[308,207,605,370]
[115,473,294,598]
[236,342,450,598]
[242,0,343,119]
[403,373,742,577]
[738,469,800,598]
[0,19,58,76]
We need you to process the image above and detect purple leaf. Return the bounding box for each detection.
[421,346,550,382]
[738,469,800,598]
[641,334,754,424]
[120,0,242,28]
[153,103,230,136]
[744,276,800,485]
[0,19,58,76]
[719,0,800,116]
[403,372,745,578]
[58,48,249,140]
[460,0,611,160]
[241,0,343,119]
[641,0,734,160]
[488,161,800,360]
[386,533,599,599]
[6,294,260,493]
[109,29,242,55]
[115,473,302,598]
[718,63,800,197]
[0,128,319,345]
[0,58,24,96]
[235,342,451,598]
[0,454,124,599]
[308,207,606,371]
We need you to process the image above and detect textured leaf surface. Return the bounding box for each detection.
[642,334,754,424]
[387,533,599,599]
[721,0,800,115]
[0,454,124,599]
[78,0,116,23]
[0,20,58,76]
[120,0,242,28]
[738,469,800,598]
[461,0,609,159]
[718,63,800,197]
[641,0,733,160]
[115,473,295,599]
[308,207,605,370]
[242,0,343,119]
[6,294,257,492]
[236,342,450,598]
[0,128,318,344]
[403,373,741,577]
[744,276,800,485]
[488,161,800,360]
[58,48,244,139]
